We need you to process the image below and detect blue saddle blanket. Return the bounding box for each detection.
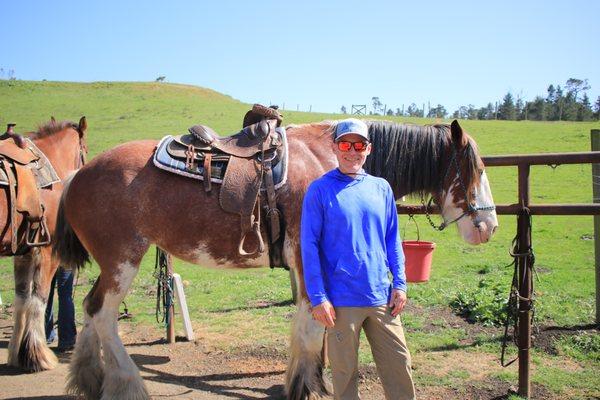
[153,127,288,189]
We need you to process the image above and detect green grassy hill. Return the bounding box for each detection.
[0,80,339,158]
[1,80,599,398]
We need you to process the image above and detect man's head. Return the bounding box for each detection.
[332,118,371,175]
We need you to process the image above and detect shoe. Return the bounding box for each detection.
[46,331,56,345]
[56,344,75,353]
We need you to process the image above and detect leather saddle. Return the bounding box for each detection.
[0,124,51,254]
[162,105,284,257]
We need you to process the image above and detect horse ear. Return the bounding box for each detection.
[451,120,468,148]
[78,116,87,135]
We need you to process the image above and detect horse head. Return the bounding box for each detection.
[0,117,87,255]
[433,120,498,245]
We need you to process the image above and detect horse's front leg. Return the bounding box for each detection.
[8,246,58,371]
[284,238,331,399]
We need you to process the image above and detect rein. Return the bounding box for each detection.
[154,247,174,326]
[422,144,496,231]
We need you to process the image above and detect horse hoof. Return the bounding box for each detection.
[10,333,58,372]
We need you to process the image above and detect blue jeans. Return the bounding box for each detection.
[44,267,77,348]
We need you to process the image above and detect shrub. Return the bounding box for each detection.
[557,332,600,362]
[450,279,509,326]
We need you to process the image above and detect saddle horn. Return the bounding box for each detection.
[2,124,25,148]
[242,104,283,128]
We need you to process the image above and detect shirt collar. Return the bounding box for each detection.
[332,168,367,182]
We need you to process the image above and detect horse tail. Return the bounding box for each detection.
[52,172,90,269]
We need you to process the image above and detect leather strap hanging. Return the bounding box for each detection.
[262,158,280,243]
[1,160,19,253]
[203,153,212,193]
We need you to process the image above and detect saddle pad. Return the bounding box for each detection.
[0,139,60,189]
[153,127,289,190]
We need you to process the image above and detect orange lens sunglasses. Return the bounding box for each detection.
[337,141,369,152]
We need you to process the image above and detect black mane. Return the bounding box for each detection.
[364,121,452,198]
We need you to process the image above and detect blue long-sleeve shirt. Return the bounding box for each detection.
[300,168,406,307]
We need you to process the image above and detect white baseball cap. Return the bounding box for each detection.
[335,118,369,142]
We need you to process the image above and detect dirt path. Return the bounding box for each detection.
[0,311,559,400]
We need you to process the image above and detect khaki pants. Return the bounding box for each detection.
[327,305,415,400]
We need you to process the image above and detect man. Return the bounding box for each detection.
[300,118,415,400]
[45,267,77,352]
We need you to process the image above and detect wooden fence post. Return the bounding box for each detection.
[591,129,600,326]
[517,164,532,398]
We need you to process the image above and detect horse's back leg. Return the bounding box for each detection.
[81,260,148,400]
[284,238,331,399]
[8,247,58,372]
[66,279,104,399]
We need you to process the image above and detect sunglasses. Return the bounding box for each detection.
[337,141,370,152]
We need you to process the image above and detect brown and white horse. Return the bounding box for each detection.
[53,119,497,399]
[3,118,87,372]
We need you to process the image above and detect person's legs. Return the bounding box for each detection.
[327,307,367,400]
[55,267,77,349]
[44,274,57,344]
[363,305,415,400]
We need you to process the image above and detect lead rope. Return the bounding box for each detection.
[500,208,538,367]
[154,247,174,326]
[403,214,421,241]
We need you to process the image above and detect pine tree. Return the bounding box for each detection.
[515,97,524,120]
[577,93,593,121]
[498,92,516,120]
[527,97,547,121]
[546,84,556,103]
[553,85,564,121]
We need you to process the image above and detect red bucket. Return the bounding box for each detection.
[402,240,436,282]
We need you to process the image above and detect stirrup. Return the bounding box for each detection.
[238,220,265,256]
[25,207,51,247]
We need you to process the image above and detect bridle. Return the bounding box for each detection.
[423,143,496,231]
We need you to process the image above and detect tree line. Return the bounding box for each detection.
[343,78,600,121]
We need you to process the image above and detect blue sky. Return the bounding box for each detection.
[2,1,599,114]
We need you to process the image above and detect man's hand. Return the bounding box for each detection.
[388,289,407,317]
[311,301,336,328]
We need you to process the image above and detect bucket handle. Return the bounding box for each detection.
[403,214,420,242]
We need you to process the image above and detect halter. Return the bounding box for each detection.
[423,144,496,231]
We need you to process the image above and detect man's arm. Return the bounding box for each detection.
[300,185,329,307]
[384,185,408,316]
[301,185,336,327]
[384,184,407,293]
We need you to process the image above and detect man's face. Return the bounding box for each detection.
[332,133,372,174]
